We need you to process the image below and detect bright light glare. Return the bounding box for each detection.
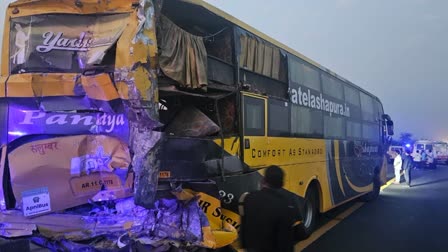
[8,131,26,136]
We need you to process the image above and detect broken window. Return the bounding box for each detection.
[9,14,128,74]
[159,0,236,89]
[157,15,208,90]
[204,27,233,64]
[158,93,237,138]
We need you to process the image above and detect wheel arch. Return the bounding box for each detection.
[304,178,323,213]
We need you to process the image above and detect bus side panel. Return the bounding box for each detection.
[244,137,334,211]
[338,140,382,202]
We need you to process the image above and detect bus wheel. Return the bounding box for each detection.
[303,187,318,235]
[360,174,380,202]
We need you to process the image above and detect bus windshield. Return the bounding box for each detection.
[9,13,128,74]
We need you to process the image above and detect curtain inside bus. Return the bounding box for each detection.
[237,29,281,80]
[157,15,208,90]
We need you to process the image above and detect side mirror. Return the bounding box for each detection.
[382,114,394,136]
[386,120,394,136]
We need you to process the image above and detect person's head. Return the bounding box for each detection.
[405,150,411,155]
[263,165,284,189]
[395,150,401,155]
[416,150,420,154]
[15,24,22,31]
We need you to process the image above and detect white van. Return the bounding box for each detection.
[412,140,438,168]
[432,141,448,164]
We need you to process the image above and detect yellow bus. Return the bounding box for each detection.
[0,0,394,248]
[154,0,395,235]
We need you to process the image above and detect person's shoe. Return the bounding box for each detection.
[408,184,412,187]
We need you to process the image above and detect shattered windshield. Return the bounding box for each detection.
[9,13,129,74]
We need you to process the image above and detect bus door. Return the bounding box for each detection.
[241,93,268,168]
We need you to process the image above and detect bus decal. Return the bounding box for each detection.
[334,140,347,197]
[289,86,350,117]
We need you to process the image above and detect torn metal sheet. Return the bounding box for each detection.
[0,194,235,250]
[128,0,163,209]
[0,222,36,238]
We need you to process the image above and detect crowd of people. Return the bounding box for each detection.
[391,148,436,187]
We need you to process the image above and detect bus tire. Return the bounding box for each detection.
[360,174,380,202]
[303,186,318,236]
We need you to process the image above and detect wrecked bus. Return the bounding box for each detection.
[0,0,394,250]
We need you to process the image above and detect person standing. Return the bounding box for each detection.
[393,150,403,184]
[412,150,422,169]
[12,24,30,65]
[421,150,427,169]
[240,165,306,252]
[402,150,413,187]
[427,150,435,169]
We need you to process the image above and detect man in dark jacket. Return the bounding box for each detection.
[240,165,306,252]
[402,150,413,187]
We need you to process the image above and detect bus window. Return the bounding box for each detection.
[360,92,375,122]
[347,121,362,139]
[322,74,343,100]
[303,63,321,92]
[291,105,323,137]
[344,86,361,121]
[344,86,361,107]
[362,123,379,142]
[324,116,345,139]
[288,57,321,91]
[268,99,290,136]
[375,100,384,119]
[244,96,265,136]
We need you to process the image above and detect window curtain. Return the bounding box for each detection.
[239,34,281,80]
[158,15,208,89]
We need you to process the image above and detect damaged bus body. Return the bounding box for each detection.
[0,0,394,250]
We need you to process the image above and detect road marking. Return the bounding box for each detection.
[381,172,404,191]
[294,202,364,251]
[295,175,398,251]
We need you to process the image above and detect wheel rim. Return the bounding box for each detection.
[303,199,314,228]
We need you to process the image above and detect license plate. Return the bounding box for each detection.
[159,171,171,178]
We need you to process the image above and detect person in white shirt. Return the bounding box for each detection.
[393,151,403,184]
[12,24,30,65]
[412,150,422,169]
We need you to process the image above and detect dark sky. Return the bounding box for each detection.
[205,0,448,141]
[1,0,447,140]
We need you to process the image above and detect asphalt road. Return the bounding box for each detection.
[303,165,448,252]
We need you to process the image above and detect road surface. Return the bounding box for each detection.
[302,165,448,252]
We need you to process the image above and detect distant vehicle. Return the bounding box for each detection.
[413,140,433,153]
[388,145,405,163]
[432,141,448,164]
[413,140,437,168]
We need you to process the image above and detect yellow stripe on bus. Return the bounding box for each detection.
[333,140,346,197]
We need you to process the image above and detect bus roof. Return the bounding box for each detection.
[183,0,381,102]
